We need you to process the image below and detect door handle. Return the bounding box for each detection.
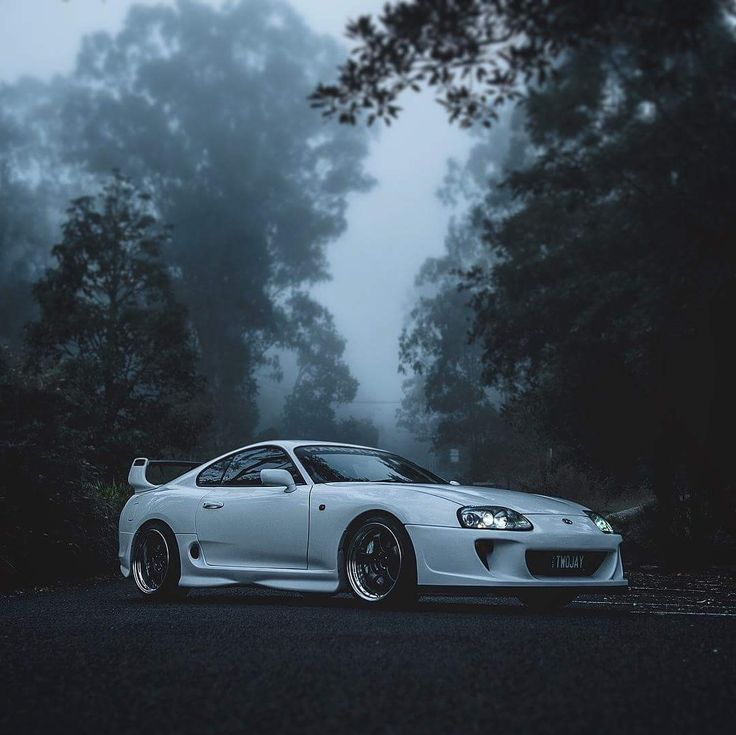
[202,501,224,510]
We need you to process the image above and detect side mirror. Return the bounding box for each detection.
[260,468,297,493]
[449,480,461,486]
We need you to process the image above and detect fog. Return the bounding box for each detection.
[310,90,471,435]
[0,0,472,451]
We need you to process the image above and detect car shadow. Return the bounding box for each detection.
[125,587,632,619]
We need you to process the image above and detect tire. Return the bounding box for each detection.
[131,522,188,600]
[517,589,577,612]
[344,515,417,608]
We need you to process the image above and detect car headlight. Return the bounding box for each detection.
[458,506,533,531]
[585,510,614,534]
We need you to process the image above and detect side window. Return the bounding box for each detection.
[222,447,304,487]
[196,456,234,487]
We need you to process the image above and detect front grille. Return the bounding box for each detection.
[526,550,606,578]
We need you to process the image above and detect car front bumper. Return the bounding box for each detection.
[405,515,627,591]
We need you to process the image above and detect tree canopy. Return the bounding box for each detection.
[1,0,374,448]
[471,19,736,551]
[279,292,358,436]
[377,0,736,559]
[398,222,497,473]
[26,173,207,474]
[311,0,724,127]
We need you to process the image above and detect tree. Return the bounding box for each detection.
[277,292,378,445]
[334,416,380,448]
[279,293,358,436]
[57,0,373,445]
[322,0,736,560]
[398,107,542,483]
[0,346,126,589]
[311,0,724,127]
[399,218,535,483]
[0,157,57,349]
[1,0,373,448]
[465,16,736,561]
[25,173,207,475]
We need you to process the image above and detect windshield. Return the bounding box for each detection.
[294,446,446,485]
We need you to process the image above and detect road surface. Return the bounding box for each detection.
[1,571,734,734]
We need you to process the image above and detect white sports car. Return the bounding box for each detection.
[119,440,627,609]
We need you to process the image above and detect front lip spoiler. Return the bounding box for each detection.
[418,583,629,597]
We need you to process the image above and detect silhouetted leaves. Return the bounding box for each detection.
[313,0,724,128]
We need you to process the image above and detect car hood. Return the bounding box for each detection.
[409,484,590,515]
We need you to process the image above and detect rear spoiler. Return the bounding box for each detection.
[128,458,202,493]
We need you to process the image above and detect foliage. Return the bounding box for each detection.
[279,292,358,436]
[374,1,736,563]
[25,173,207,477]
[0,162,55,349]
[399,221,510,479]
[311,0,721,127]
[398,110,540,483]
[464,10,736,562]
[1,0,373,447]
[0,353,123,589]
[85,479,135,507]
[333,416,381,448]
[276,292,379,444]
[60,0,373,445]
[0,1,378,588]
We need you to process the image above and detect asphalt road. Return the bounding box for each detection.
[1,572,734,735]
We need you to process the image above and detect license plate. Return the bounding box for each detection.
[526,550,606,577]
[551,553,586,571]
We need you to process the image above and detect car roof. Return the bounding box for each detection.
[240,439,381,452]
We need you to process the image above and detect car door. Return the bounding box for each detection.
[195,446,309,569]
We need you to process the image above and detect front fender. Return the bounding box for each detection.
[307,485,460,573]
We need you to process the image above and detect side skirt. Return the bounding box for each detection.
[175,535,340,592]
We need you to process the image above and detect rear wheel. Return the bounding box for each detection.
[345,516,416,607]
[131,522,187,600]
[517,589,577,611]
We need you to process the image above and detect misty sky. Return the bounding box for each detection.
[0,0,472,443]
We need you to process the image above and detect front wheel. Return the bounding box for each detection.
[131,522,187,600]
[345,516,417,607]
[517,589,577,612]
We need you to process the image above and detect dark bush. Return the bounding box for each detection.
[0,356,127,589]
[0,450,124,589]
